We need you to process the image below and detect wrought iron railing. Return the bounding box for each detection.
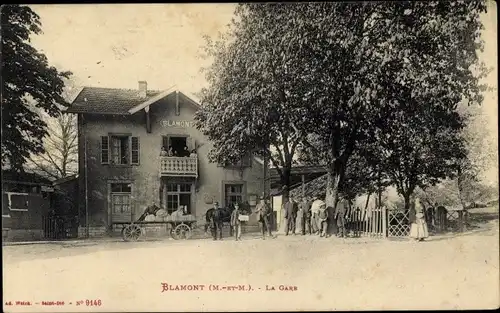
[159,156,198,177]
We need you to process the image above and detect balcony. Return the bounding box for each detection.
[160,156,198,178]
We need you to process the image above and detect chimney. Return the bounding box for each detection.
[138,81,147,98]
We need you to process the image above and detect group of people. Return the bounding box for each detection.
[282,196,347,238]
[160,146,197,157]
[209,196,275,241]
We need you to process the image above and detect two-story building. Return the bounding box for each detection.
[67,81,268,237]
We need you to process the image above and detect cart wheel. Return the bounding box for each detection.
[173,223,192,240]
[122,224,142,242]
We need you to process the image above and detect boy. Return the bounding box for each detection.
[318,204,329,237]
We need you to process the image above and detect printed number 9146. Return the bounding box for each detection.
[85,300,102,306]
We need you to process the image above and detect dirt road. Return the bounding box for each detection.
[3,218,498,312]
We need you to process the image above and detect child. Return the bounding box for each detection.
[318,204,329,237]
[230,203,242,241]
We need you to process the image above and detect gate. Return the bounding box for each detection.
[387,209,410,237]
[345,207,386,237]
[43,215,79,239]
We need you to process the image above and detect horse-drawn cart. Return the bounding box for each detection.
[115,205,197,242]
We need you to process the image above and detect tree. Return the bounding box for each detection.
[455,105,498,207]
[26,110,78,180]
[296,1,488,209]
[1,5,72,171]
[26,80,79,180]
[195,4,313,200]
[369,1,488,210]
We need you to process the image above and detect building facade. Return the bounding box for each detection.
[67,82,267,237]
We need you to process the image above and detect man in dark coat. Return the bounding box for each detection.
[334,201,347,238]
[210,202,223,240]
[299,198,310,235]
[255,197,273,239]
[283,198,295,236]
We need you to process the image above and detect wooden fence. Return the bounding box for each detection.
[345,207,386,237]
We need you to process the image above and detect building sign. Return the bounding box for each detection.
[161,120,195,128]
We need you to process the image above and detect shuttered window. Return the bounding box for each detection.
[101,136,109,164]
[131,137,140,165]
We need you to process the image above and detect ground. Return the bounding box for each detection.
[3,207,499,312]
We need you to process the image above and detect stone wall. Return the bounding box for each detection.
[2,229,44,241]
[78,226,107,238]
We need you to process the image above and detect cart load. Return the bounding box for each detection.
[117,204,198,242]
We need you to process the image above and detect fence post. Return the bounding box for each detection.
[382,206,387,238]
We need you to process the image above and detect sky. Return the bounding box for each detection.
[29,3,498,184]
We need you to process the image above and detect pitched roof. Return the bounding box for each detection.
[66,87,163,114]
[289,174,328,200]
[2,169,53,186]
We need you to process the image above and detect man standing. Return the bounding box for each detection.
[302,197,312,235]
[211,202,223,240]
[283,198,295,236]
[335,201,347,238]
[310,196,325,235]
[255,196,273,240]
[230,202,242,241]
[295,199,306,235]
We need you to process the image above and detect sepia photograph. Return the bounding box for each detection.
[1,2,499,312]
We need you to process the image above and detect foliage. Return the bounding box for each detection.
[370,1,489,210]
[1,5,72,171]
[455,105,498,206]
[296,1,488,209]
[195,4,313,199]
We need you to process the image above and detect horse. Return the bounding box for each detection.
[203,203,252,235]
[203,206,234,234]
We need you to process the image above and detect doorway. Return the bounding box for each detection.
[162,136,187,157]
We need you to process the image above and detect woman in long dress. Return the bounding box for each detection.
[409,198,429,241]
[295,203,305,235]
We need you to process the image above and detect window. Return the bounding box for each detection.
[225,184,244,207]
[3,192,29,212]
[164,183,192,214]
[110,183,132,214]
[220,153,252,168]
[101,135,140,165]
[111,136,130,165]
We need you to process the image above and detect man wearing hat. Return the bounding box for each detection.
[255,196,273,239]
[230,202,243,241]
[211,201,223,240]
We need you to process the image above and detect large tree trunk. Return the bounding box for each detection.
[403,192,411,211]
[325,167,342,235]
[364,193,371,211]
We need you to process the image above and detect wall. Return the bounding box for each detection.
[77,92,266,230]
[2,185,51,241]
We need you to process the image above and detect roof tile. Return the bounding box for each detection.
[66,87,162,114]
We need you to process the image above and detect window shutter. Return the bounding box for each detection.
[131,136,140,165]
[186,137,196,152]
[101,136,109,164]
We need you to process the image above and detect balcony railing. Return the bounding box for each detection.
[160,156,198,177]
